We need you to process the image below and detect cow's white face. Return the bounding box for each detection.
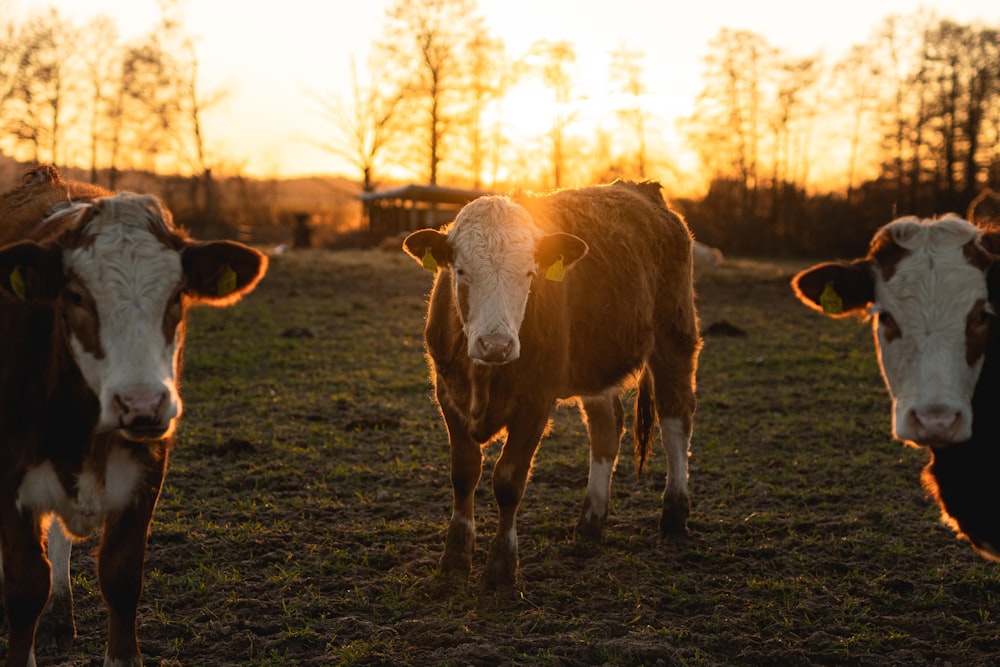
[63,196,186,439]
[0,192,268,441]
[447,198,539,363]
[872,219,992,445]
[792,216,995,447]
[403,195,588,365]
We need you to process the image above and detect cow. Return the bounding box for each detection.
[692,240,724,278]
[790,213,1000,561]
[0,165,267,666]
[403,180,701,591]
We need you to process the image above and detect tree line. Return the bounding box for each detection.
[323,1,1000,256]
[0,1,236,235]
[2,1,998,256]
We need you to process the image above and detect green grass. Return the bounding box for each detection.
[13,248,1000,667]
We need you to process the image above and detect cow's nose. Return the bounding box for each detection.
[907,406,966,445]
[112,387,169,428]
[472,333,516,363]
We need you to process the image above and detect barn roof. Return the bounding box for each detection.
[357,184,494,205]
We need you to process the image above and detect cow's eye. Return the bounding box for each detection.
[975,307,992,326]
[65,287,85,307]
[878,310,899,336]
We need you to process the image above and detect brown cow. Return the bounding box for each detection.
[403,181,701,590]
[0,166,267,666]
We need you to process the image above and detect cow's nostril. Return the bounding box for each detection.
[113,388,169,425]
[908,406,964,443]
[473,334,515,362]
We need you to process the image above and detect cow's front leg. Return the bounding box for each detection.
[97,458,165,667]
[575,394,624,541]
[438,398,483,579]
[0,503,49,667]
[482,401,549,591]
[36,520,75,653]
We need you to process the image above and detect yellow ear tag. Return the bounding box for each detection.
[545,255,567,282]
[819,282,843,315]
[217,264,238,297]
[421,248,438,273]
[9,266,26,300]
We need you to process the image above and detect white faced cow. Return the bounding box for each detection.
[792,214,1000,560]
[403,181,701,590]
[0,166,267,666]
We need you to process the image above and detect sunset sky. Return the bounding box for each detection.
[11,0,1000,182]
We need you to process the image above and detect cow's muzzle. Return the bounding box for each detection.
[470,333,518,364]
[111,385,177,440]
[901,403,971,446]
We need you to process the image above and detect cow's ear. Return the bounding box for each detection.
[0,241,64,302]
[969,189,1000,227]
[791,260,873,318]
[182,240,268,306]
[979,228,1000,256]
[535,233,589,282]
[403,229,452,272]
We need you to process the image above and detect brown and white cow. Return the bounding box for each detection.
[403,180,701,590]
[791,214,1000,560]
[0,166,267,666]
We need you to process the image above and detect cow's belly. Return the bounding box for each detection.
[15,445,144,538]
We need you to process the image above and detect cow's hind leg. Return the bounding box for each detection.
[438,397,483,580]
[574,394,624,541]
[36,519,75,653]
[482,402,550,592]
[647,326,699,538]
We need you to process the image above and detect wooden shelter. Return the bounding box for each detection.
[358,184,493,237]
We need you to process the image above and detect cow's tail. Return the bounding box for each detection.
[634,368,657,480]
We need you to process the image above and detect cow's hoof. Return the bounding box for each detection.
[574,498,608,542]
[37,593,76,653]
[659,492,691,538]
[574,514,606,543]
[439,522,475,576]
[480,540,518,592]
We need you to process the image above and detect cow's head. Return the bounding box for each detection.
[403,195,588,364]
[792,216,1000,447]
[0,193,267,440]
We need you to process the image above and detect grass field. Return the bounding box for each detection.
[17,247,1000,666]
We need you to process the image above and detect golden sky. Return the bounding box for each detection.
[12,0,1000,183]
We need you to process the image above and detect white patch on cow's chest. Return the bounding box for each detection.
[15,446,144,538]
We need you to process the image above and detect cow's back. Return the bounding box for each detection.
[0,166,108,245]
[518,181,696,393]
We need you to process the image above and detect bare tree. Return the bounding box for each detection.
[609,45,649,178]
[525,39,578,188]
[79,15,121,183]
[460,26,509,188]
[833,42,882,203]
[5,9,77,165]
[684,29,777,222]
[767,54,821,235]
[310,55,403,193]
[378,0,483,185]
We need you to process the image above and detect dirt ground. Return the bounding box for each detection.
[9,248,1000,666]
